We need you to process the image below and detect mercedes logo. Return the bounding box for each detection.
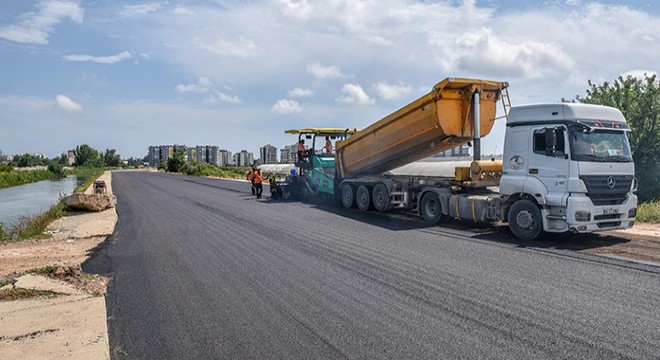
[607,176,616,189]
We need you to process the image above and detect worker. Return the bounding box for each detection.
[253,168,264,199]
[297,139,306,160]
[247,166,256,195]
[324,136,333,153]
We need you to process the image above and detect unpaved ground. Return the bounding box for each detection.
[586,223,660,263]
[0,171,116,359]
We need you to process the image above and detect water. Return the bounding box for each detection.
[0,175,79,225]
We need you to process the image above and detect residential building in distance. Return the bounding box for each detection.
[218,149,232,166]
[260,144,278,164]
[280,144,297,163]
[434,144,470,158]
[148,144,187,167]
[189,145,220,165]
[233,150,254,167]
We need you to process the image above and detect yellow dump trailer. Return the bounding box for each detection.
[336,78,507,178]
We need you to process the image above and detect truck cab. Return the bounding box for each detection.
[501,103,637,237]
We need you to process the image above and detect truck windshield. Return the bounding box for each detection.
[569,127,632,162]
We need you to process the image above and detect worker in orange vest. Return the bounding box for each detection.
[253,168,264,199]
[247,166,256,195]
[297,139,306,161]
[324,136,333,153]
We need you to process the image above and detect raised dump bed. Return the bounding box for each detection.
[335,77,507,178]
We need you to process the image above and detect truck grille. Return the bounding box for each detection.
[580,175,633,206]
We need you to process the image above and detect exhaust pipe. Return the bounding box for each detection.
[473,90,481,162]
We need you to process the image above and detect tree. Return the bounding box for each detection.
[102,148,122,167]
[167,147,189,173]
[570,74,659,202]
[73,144,102,167]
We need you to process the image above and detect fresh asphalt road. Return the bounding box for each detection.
[84,171,660,359]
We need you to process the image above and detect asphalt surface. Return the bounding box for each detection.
[84,171,660,359]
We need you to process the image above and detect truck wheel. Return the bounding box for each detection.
[356,185,373,211]
[341,183,356,209]
[508,199,543,240]
[373,183,393,212]
[420,192,444,224]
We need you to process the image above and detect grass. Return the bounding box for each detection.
[0,170,61,189]
[29,266,55,275]
[181,162,249,179]
[0,288,59,301]
[636,200,660,223]
[0,167,106,243]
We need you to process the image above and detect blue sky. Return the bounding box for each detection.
[1,0,658,159]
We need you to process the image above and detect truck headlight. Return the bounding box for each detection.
[628,208,637,218]
[575,211,591,222]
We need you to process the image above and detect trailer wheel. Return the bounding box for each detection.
[508,199,543,240]
[372,183,393,212]
[341,183,356,209]
[356,185,373,212]
[420,192,444,224]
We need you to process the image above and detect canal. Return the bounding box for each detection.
[0,175,79,226]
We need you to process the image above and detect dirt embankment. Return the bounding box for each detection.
[0,171,116,359]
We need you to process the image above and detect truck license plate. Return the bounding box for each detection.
[603,208,618,215]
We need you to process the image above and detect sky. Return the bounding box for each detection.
[1,0,658,160]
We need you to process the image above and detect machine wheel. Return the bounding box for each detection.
[341,183,356,209]
[420,192,444,224]
[508,199,543,240]
[356,185,373,212]
[372,183,393,212]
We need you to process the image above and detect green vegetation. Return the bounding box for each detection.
[185,162,249,179]
[568,74,659,203]
[636,200,660,223]
[0,170,62,189]
[0,202,65,243]
[29,266,55,275]
[162,148,248,179]
[0,288,58,301]
[68,167,106,193]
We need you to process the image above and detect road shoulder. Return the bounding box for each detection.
[0,171,115,359]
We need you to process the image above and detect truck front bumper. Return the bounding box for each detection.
[565,193,637,233]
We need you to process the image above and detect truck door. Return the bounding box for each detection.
[526,126,570,205]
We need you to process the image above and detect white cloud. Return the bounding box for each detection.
[337,83,373,105]
[272,99,303,114]
[173,6,194,15]
[0,0,84,44]
[307,62,349,80]
[176,77,214,93]
[193,36,263,58]
[620,69,657,80]
[177,77,240,103]
[62,51,133,64]
[288,87,314,97]
[120,2,165,18]
[430,28,574,79]
[55,95,82,112]
[373,81,411,101]
[214,92,241,104]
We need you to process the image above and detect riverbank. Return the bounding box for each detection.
[0,168,105,243]
[0,171,115,359]
[0,170,61,190]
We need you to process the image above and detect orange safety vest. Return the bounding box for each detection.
[325,139,333,152]
[298,143,305,152]
[253,171,263,184]
[247,169,255,181]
